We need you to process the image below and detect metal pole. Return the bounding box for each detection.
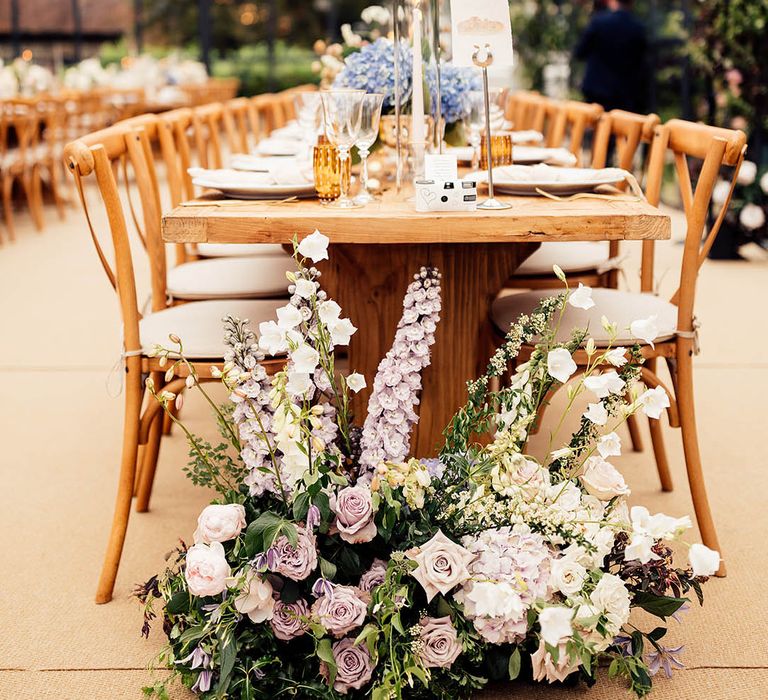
[198,0,211,73]
[10,0,21,57]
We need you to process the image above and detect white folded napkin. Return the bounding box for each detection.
[255,137,303,156]
[512,147,578,167]
[510,130,544,144]
[490,164,629,184]
[188,162,313,187]
[270,121,305,140]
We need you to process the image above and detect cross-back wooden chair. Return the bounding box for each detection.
[224,97,257,155]
[251,93,284,135]
[190,101,231,169]
[548,100,604,161]
[64,124,287,603]
[491,119,747,575]
[504,90,543,130]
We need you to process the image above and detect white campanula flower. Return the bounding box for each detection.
[630,315,659,347]
[291,343,320,374]
[538,606,574,646]
[319,299,342,324]
[584,370,625,399]
[550,557,587,597]
[294,278,316,299]
[285,371,312,396]
[638,386,670,419]
[583,402,608,426]
[547,347,577,384]
[630,505,692,540]
[297,229,330,263]
[737,159,757,185]
[739,203,766,231]
[329,317,357,346]
[258,320,288,355]
[689,543,720,577]
[580,456,630,500]
[346,372,367,393]
[568,283,595,310]
[597,431,622,458]
[624,532,658,564]
[604,346,627,367]
[276,304,303,330]
[461,581,525,620]
[760,171,768,195]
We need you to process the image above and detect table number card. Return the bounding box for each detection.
[450,0,514,67]
[425,153,459,181]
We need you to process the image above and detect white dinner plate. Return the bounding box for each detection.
[189,168,314,200]
[470,165,630,196]
[511,147,577,166]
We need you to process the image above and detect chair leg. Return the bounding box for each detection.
[644,358,674,492]
[22,169,44,231]
[48,162,67,220]
[625,413,644,452]
[135,408,163,513]
[677,348,724,576]
[2,174,16,242]
[95,359,143,604]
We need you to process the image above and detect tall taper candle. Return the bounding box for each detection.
[410,7,426,147]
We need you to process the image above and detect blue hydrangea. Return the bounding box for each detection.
[434,64,483,124]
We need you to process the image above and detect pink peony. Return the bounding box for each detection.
[320,637,375,694]
[359,558,388,592]
[273,525,318,581]
[185,542,231,597]
[332,486,377,544]
[193,504,246,544]
[270,599,310,641]
[312,585,368,637]
[418,616,462,669]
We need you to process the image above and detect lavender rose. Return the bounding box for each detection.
[359,558,388,592]
[320,637,375,694]
[418,616,462,669]
[274,525,318,581]
[406,530,475,601]
[333,486,377,544]
[312,585,368,637]
[270,599,309,641]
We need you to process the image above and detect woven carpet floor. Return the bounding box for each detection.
[1,197,766,699]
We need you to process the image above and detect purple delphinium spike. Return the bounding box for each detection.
[359,268,442,474]
[646,645,685,678]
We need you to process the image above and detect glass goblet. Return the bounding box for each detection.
[320,89,365,208]
[293,91,322,152]
[464,90,486,169]
[353,93,384,205]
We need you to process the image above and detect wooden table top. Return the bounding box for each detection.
[161,190,671,244]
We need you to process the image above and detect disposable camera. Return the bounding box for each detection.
[414,179,478,212]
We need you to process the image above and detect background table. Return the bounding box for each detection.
[163,191,670,456]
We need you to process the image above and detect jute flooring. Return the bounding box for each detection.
[1,195,766,699]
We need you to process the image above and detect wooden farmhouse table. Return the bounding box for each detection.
[163,190,671,457]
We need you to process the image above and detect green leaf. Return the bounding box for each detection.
[280,579,301,604]
[216,632,236,694]
[316,638,337,685]
[508,647,522,680]
[165,590,189,615]
[633,592,688,619]
[320,557,337,580]
[292,491,311,521]
[647,626,667,642]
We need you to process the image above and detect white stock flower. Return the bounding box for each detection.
[568,283,595,310]
[583,402,608,426]
[624,532,658,564]
[547,348,577,384]
[584,371,625,399]
[737,160,757,185]
[711,179,731,207]
[538,606,574,646]
[329,317,357,346]
[689,543,720,577]
[294,278,316,299]
[286,371,312,396]
[297,229,330,262]
[580,456,630,500]
[258,320,288,355]
[638,386,670,419]
[291,343,320,373]
[630,315,659,347]
[604,347,628,367]
[346,372,367,393]
[760,171,768,195]
[597,432,621,458]
[276,304,303,329]
[550,557,587,597]
[739,203,765,231]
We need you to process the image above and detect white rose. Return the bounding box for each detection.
[550,557,587,597]
[297,229,330,262]
[568,283,595,310]
[737,160,757,185]
[547,347,577,383]
[580,456,630,500]
[689,543,720,577]
[194,504,246,544]
[538,606,574,646]
[590,573,630,630]
[739,203,765,231]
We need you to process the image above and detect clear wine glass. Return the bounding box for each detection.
[354,93,384,205]
[293,92,322,151]
[464,90,486,169]
[320,89,365,208]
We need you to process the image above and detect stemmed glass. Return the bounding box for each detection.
[293,92,322,153]
[320,89,365,208]
[464,90,486,169]
[354,93,384,204]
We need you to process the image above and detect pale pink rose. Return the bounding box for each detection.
[580,456,630,500]
[333,486,377,544]
[193,504,246,544]
[418,616,462,669]
[270,599,309,640]
[234,571,275,623]
[312,585,368,637]
[320,637,375,694]
[274,525,318,581]
[530,640,580,683]
[185,541,230,597]
[406,530,475,602]
[359,558,388,592]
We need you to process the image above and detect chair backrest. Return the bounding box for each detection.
[224,97,255,154]
[504,90,541,129]
[642,119,747,330]
[549,101,604,160]
[591,109,660,170]
[190,102,229,169]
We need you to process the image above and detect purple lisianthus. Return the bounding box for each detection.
[320,637,375,694]
[273,525,318,582]
[312,585,369,637]
[270,599,310,641]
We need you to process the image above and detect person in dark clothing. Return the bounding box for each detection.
[575,0,648,113]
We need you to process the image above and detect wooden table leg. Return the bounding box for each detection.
[319,242,538,457]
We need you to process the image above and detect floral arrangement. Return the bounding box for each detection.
[0,58,55,98]
[138,233,720,699]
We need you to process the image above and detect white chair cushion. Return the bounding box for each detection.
[140,299,284,358]
[196,243,288,257]
[167,256,293,300]
[515,242,610,276]
[491,288,678,346]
